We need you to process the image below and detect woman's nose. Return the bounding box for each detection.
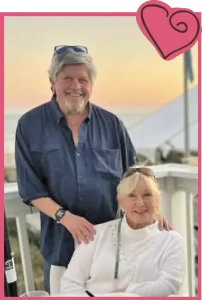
[135,197,145,207]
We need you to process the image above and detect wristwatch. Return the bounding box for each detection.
[55,207,66,224]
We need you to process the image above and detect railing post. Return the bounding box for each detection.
[185,193,196,296]
[170,190,193,296]
[159,177,173,223]
[15,215,35,293]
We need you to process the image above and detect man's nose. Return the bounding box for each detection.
[69,79,81,89]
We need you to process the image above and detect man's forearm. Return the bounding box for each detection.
[31,197,66,220]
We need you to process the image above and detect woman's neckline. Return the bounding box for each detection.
[121,214,159,240]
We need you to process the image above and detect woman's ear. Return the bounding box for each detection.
[116,206,125,219]
[117,194,125,213]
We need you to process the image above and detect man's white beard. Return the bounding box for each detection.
[64,99,86,115]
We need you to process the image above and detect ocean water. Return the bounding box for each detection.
[4,108,151,167]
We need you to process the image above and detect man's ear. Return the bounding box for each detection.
[50,78,55,93]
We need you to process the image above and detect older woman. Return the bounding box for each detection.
[59,167,185,297]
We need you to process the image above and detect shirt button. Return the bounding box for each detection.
[76,153,80,157]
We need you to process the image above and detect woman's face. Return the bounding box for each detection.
[118,178,158,227]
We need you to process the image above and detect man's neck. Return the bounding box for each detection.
[66,107,89,127]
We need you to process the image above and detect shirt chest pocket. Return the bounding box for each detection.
[30,143,63,176]
[91,148,122,179]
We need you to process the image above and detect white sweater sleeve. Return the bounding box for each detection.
[125,234,185,296]
[60,237,97,296]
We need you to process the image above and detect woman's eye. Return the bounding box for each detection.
[144,193,152,197]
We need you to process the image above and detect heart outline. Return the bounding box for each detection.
[137,2,201,60]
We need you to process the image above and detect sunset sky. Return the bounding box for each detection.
[4,16,198,113]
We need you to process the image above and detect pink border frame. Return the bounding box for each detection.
[1,11,201,300]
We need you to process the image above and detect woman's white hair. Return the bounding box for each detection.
[117,172,161,198]
[48,51,97,82]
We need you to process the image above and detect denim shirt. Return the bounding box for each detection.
[15,98,137,266]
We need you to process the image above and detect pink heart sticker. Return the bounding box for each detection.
[136,0,201,60]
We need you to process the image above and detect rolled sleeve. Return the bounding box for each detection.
[15,121,50,205]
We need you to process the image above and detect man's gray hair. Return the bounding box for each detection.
[48,51,97,82]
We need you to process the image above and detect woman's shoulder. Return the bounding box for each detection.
[94,219,120,234]
[158,228,183,245]
[78,219,120,247]
[163,228,182,238]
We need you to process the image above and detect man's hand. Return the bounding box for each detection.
[157,214,173,231]
[60,212,96,244]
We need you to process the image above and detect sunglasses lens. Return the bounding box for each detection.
[124,167,155,178]
[73,46,88,53]
[55,46,67,55]
[54,45,88,55]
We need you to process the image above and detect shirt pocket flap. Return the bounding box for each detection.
[91,148,122,178]
[30,143,61,153]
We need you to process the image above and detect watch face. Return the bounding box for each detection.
[56,209,65,221]
[57,210,64,218]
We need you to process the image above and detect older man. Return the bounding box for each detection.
[15,45,169,294]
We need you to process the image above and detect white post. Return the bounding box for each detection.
[185,193,196,295]
[159,177,174,223]
[15,216,35,293]
[170,191,194,296]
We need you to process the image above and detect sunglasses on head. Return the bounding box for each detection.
[53,45,88,56]
[123,167,155,179]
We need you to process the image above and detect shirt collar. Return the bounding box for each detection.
[50,95,63,122]
[121,214,159,241]
[50,95,92,123]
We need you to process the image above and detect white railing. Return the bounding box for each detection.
[4,164,198,296]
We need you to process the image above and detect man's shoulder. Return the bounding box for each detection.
[91,103,123,125]
[18,101,51,125]
[92,103,118,118]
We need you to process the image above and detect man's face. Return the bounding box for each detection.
[51,64,93,116]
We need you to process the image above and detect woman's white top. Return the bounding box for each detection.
[60,216,185,297]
